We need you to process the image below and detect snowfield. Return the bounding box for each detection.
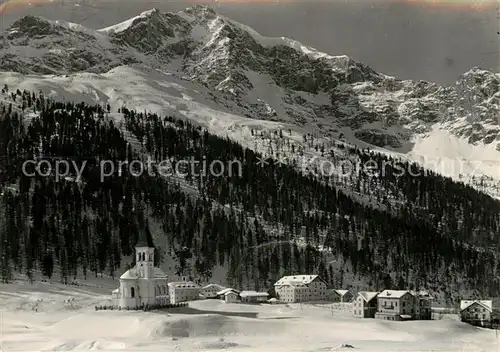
[0,279,498,352]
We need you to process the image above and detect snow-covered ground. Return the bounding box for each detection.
[1,279,498,352]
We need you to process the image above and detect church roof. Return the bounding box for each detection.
[153,267,168,278]
[120,269,138,280]
[136,226,153,247]
[119,266,168,280]
[133,208,154,247]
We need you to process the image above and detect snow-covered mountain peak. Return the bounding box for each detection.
[99,8,162,34]
[1,6,499,198]
[180,4,218,20]
[7,15,63,38]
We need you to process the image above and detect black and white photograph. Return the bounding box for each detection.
[0,0,499,351]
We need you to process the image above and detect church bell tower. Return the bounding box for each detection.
[135,224,155,279]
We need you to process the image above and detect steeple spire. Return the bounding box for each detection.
[135,226,151,248]
[133,198,153,248]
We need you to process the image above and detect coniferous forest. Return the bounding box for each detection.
[1,88,499,303]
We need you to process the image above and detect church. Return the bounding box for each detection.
[113,227,169,309]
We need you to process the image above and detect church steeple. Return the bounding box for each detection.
[134,200,154,248]
[135,226,152,248]
[134,204,155,279]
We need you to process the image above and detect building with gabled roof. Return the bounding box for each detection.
[201,283,226,298]
[375,290,415,321]
[411,290,433,320]
[353,291,379,318]
[460,300,493,327]
[274,275,327,303]
[216,288,240,297]
[329,289,354,303]
[373,290,433,321]
[240,291,269,303]
[223,290,240,303]
[168,277,201,304]
[275,275,321,286]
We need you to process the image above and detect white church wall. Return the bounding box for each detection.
[119,280,138,309]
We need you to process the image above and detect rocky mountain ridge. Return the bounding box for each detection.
[1,5,499,197]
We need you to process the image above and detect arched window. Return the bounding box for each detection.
[137,253,141,262]
[142,253,145,261]
[131,287,135,298]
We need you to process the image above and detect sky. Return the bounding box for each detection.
[0,0,498,84]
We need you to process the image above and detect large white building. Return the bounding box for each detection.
[114,230,169,309]
[168,278,201,304]
[274,275,327,303]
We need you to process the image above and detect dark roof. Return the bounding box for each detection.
[136,229,151,247]
[135,217,154,248]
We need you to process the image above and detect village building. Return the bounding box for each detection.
[223,290,240,303]
[168,278,201,304]
[353,291,379,318]
[216,288,240,299]
[201,284,226,298]
[274,275,327,303]
[240,291,269,303]
[460,300,492,327]
[375,290,415,321]
[329,289,354,303]
[412,290,433,320]
[114,228,169,309]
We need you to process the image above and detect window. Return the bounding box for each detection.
[131,287,135,298]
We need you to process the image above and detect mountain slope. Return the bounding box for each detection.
[1,6,499,199]
[1,89,500,306]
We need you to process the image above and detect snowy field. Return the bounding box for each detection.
[0,278,498,352]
